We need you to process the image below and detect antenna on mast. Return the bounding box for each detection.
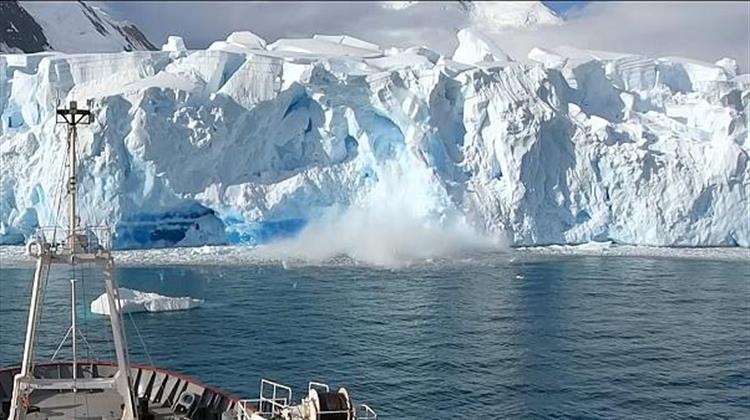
[55,100,93,253]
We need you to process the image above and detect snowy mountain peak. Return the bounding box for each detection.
[470,1,562,30]
[0,0,155,53]
[380,1,561,29]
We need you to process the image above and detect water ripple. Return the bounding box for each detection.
[0,256,748,419]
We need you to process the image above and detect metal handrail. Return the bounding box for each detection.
[259,378,293,417]
[237,398,294,419]
[358,404,378,420]
[33,225,113,253]
[236,400,256,420]
[308,381,330,394]
[236,380,378,420]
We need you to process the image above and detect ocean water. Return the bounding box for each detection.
[0,253,748,419]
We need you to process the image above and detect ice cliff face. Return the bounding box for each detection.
[0,30,747,249]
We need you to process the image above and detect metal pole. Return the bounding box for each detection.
[68,122,78,251]
[19,256,47,376]
[70,278,77,391]
[103,257,138,419]
[8,255,49,420]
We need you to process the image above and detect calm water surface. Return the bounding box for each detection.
[1,254,748,419]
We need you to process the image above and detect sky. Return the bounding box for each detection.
[100,1,749,70]
[544,1,588,14]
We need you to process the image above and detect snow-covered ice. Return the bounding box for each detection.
[161,36,187,52]
[90,287,203,315]
[0,25,748,254]
[452,28,513,65]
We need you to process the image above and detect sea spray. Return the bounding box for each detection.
[257,155,504,267]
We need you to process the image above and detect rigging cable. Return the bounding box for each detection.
[50,130,70,245]
[126,310,154,367]
[40,133,71,363]
[78,264,99,361]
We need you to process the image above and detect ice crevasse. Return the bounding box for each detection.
[0,29,747,249]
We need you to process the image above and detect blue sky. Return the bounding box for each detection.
[543,1,588,15]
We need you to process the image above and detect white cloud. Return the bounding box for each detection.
[490,1,750,70]
[101,1,749,70]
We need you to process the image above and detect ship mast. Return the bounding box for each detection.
[7,100,139,420]
[61,100,88,251]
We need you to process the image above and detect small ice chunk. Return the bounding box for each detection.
[366,52,433,70]
[207,40,249,54]
[732,73,750,87]
[588,115,610,133]
[528,47,566,69]
[312,34,381,52]
[452,27,512,65]
[226,31,267,49]
[90,288,203,315]
[162,36,187,52]
[715,57,739,78]
[268,38,381,58]
[660,56,728,85]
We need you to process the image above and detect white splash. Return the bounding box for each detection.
[258,159,504,267]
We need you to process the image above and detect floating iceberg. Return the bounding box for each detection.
[90,288,203,315]
[0,26,747,251]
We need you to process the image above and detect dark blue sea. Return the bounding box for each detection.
[1,254,748,419]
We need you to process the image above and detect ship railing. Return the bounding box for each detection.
[304,405,377,420]
[235,399,255,420]
[357,404,378,419]
[33,225,113,254]
[260,378,294,416]
[236,401,377,420]
[236,379,294,419]
[236,398,289,420]
[237,379,377,420]
[308,381,329,393]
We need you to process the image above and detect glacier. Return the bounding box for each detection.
[0,30,747,251]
